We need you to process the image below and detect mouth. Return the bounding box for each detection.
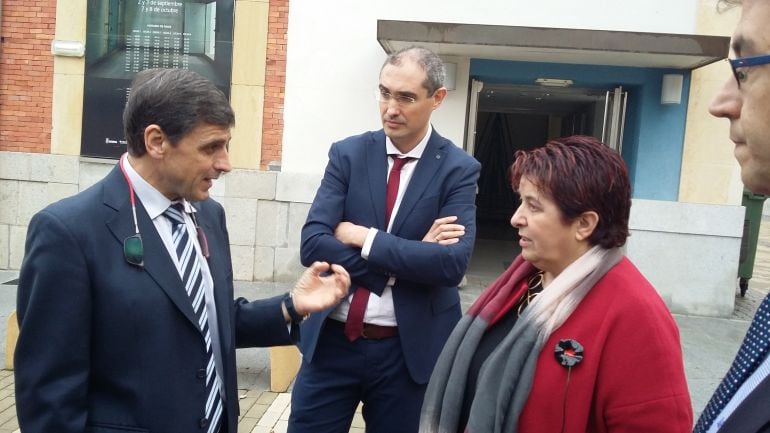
[384,118,403,128]
[518,235,532,247]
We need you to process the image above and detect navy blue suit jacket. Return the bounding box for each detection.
[15,166,294,433]
[299,129,481,384]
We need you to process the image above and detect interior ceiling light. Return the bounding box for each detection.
[535,78,574,87]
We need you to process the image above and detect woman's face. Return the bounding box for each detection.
[510,177,591,281]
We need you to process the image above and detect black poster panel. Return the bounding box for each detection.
[81,0,234,158]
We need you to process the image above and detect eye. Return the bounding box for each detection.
[736,68,749,82]
[396,95,416,104]
[380,91,393,100]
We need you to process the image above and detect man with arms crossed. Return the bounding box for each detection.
[289,47,481,433]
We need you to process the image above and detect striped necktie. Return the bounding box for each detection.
[693,293,770,432]
[165,203,223,433]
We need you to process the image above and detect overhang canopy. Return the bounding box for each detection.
[377,20,730,70]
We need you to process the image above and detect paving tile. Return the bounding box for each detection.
[256,408,280,427]
[243,403,269,420]
[351,411,365,428]
[255,391,277,404]
[272,419,288,433]
[237,416,258,433]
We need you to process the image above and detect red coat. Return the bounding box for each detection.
[517,257,693,433]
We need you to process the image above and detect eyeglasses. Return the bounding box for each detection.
[729,53,770,88]
[375,90,417,106]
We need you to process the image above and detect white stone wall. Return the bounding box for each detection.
[0,152,322,283]
[627,199,745,317]
[0,152,82,269]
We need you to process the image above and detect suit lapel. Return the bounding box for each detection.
[367,131,388,230]
[719,372,770,433]
[194,203,235,360]
[102,166,200,330]
[391,130,447,234]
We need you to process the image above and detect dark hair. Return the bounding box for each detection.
[510,135,631,248]
[123,68,235,156]
[381,46,445,95]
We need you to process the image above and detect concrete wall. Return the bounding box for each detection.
[0,152,322,283]
[627,199,744,317]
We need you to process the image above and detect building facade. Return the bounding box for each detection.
[0,0,748,316]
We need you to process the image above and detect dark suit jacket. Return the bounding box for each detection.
[299,128,481,384]
[15,166,294,433]
[716,372,770,432]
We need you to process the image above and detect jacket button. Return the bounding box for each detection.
[197,368,206,379]
[199,418,209,428]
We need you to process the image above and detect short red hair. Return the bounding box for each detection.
[510,135,631,248]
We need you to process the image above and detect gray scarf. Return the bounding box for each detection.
[419,246,623,433]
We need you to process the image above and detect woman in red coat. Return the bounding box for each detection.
[420,135,692,433]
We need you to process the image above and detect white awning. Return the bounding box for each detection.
[377,20,730,69]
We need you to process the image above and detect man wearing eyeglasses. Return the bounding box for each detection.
[695,1,770,432]
[289,47,481,433]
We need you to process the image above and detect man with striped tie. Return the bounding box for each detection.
[14,68,349,433]
[697,1,770,432]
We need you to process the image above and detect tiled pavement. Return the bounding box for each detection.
[0,371,18,433]
[0,384,362,433]
[236,390,364,433]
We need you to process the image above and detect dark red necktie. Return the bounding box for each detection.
[344,156,414,341]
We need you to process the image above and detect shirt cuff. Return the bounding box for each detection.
[361,228,378,259]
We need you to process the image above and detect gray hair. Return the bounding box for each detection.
[123,68,235,156]
[381,46,445,95]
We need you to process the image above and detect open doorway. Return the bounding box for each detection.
[466,83,624,281]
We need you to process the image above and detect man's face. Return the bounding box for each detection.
[157,122,232,202]
[709,0,770,194]
[378,60,446,152]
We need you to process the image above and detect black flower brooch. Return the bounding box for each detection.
[554,339,584,368]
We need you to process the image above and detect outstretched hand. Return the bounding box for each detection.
[422,216,465,245]
[291,261,350,316]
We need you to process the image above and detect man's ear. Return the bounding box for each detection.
[575,211,599,241]
[143,124,166,159]
[431,87,448,109]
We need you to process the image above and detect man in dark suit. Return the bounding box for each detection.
[695,1,770,432]
[14,68,349,433]
[288,47,481,433]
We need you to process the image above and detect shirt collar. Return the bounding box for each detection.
[385,124,432,159]
[121,153,195,220]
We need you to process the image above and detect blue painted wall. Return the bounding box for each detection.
[470,59,691,201]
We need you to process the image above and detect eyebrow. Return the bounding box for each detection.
[378,84,417,99]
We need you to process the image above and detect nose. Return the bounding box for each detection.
[215,147,232,173]
[709,76,741,120]
[383,99,401,116]
[510,205,525,228]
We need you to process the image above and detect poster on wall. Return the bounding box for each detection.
[81,0,234,158]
